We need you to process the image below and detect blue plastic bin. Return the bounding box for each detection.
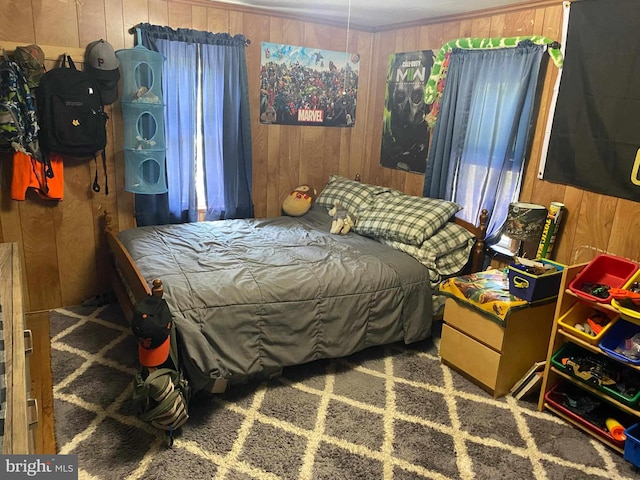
[507,259,565,302]
[598,319,640,366]
[624,423,640,467]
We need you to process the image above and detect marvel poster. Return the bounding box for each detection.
[260,42,359,127]
[380,50,434,174]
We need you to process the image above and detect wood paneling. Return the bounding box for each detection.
[167,1,191,28]
[366,29,395,189]
[32,0,80,48]
[608,199,640,261]
[0,0,638,314]
[245,12,271,218]
[207,7,229,34]
[77,0,108,46]
[191,5,207,32]
[123,0,150,40]
[0,0,35,44]
[348,31,372,182]
[149,0,169,26]
[104,0,126,50]
[265,16,283,217]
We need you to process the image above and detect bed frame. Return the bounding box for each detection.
[105,211,160,323]
[454,208,488,274]
[104,204,487,324]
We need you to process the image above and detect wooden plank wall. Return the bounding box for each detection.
[365,1,640,267]
[0,0,372,312]
[0,0,638,313]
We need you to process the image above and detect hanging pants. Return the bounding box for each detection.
[11,151,64,201]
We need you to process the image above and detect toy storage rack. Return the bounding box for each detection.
[538,262,640,458]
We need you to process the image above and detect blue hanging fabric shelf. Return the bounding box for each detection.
[116,28,168,194]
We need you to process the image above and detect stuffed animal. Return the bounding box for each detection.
[282,184,317,216]
[328,201,355,234]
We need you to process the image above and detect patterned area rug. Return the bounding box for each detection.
[50,304,639,480]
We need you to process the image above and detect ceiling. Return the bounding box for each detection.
[208,0,537,30]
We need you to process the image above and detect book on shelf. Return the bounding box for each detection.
[510,360,546,397]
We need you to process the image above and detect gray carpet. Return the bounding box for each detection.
[50,304,639,480]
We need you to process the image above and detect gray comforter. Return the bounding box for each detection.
[117,206,433,392]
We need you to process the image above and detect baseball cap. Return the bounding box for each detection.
[14,44,46,89]
[131,296,173,367]
[84,39,120,105]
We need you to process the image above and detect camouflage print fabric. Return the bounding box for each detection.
[0,59,41,159]
[13,44,46,89]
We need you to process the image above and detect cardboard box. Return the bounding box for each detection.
[508,259,565,302]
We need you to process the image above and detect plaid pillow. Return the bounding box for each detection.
[354,193,461,246]
[382,222,475,287]
[383,222,475,271]
[315,175,398,214]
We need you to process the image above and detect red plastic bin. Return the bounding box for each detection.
[544,381,634,449]
[569,254,638,304]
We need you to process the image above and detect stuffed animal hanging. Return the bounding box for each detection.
[328,201,355,234]
[282,184,317,216]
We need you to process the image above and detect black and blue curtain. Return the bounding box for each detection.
[134,23,253,226]
[423,42,545,243]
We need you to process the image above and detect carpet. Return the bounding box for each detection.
[49,304,639,480]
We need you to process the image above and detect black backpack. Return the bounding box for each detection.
[131,297,191,446]
[37,55,109,193]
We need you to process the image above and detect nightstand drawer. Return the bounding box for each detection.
[440,324,500,390]
[443,298,505,351]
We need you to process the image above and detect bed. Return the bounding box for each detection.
[106,176,487,393]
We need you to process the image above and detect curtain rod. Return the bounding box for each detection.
[128,24,251,46]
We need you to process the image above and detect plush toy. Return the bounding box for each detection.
[328,201,355,234]
[282,184,317,216]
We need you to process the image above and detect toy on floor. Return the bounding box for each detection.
[282,184,317,216]
[328,201,355,234]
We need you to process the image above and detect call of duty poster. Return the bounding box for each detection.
[381,50,434,174]
[260,42,359,127]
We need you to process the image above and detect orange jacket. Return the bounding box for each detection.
[11,151,64,201]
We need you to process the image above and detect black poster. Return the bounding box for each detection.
[542,0,640,201]
[380,50,434,174]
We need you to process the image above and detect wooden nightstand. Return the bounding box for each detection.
[439,271,557,397]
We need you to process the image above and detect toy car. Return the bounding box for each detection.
[561,355,618,387]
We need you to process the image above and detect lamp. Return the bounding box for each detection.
[501,202,548,257]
